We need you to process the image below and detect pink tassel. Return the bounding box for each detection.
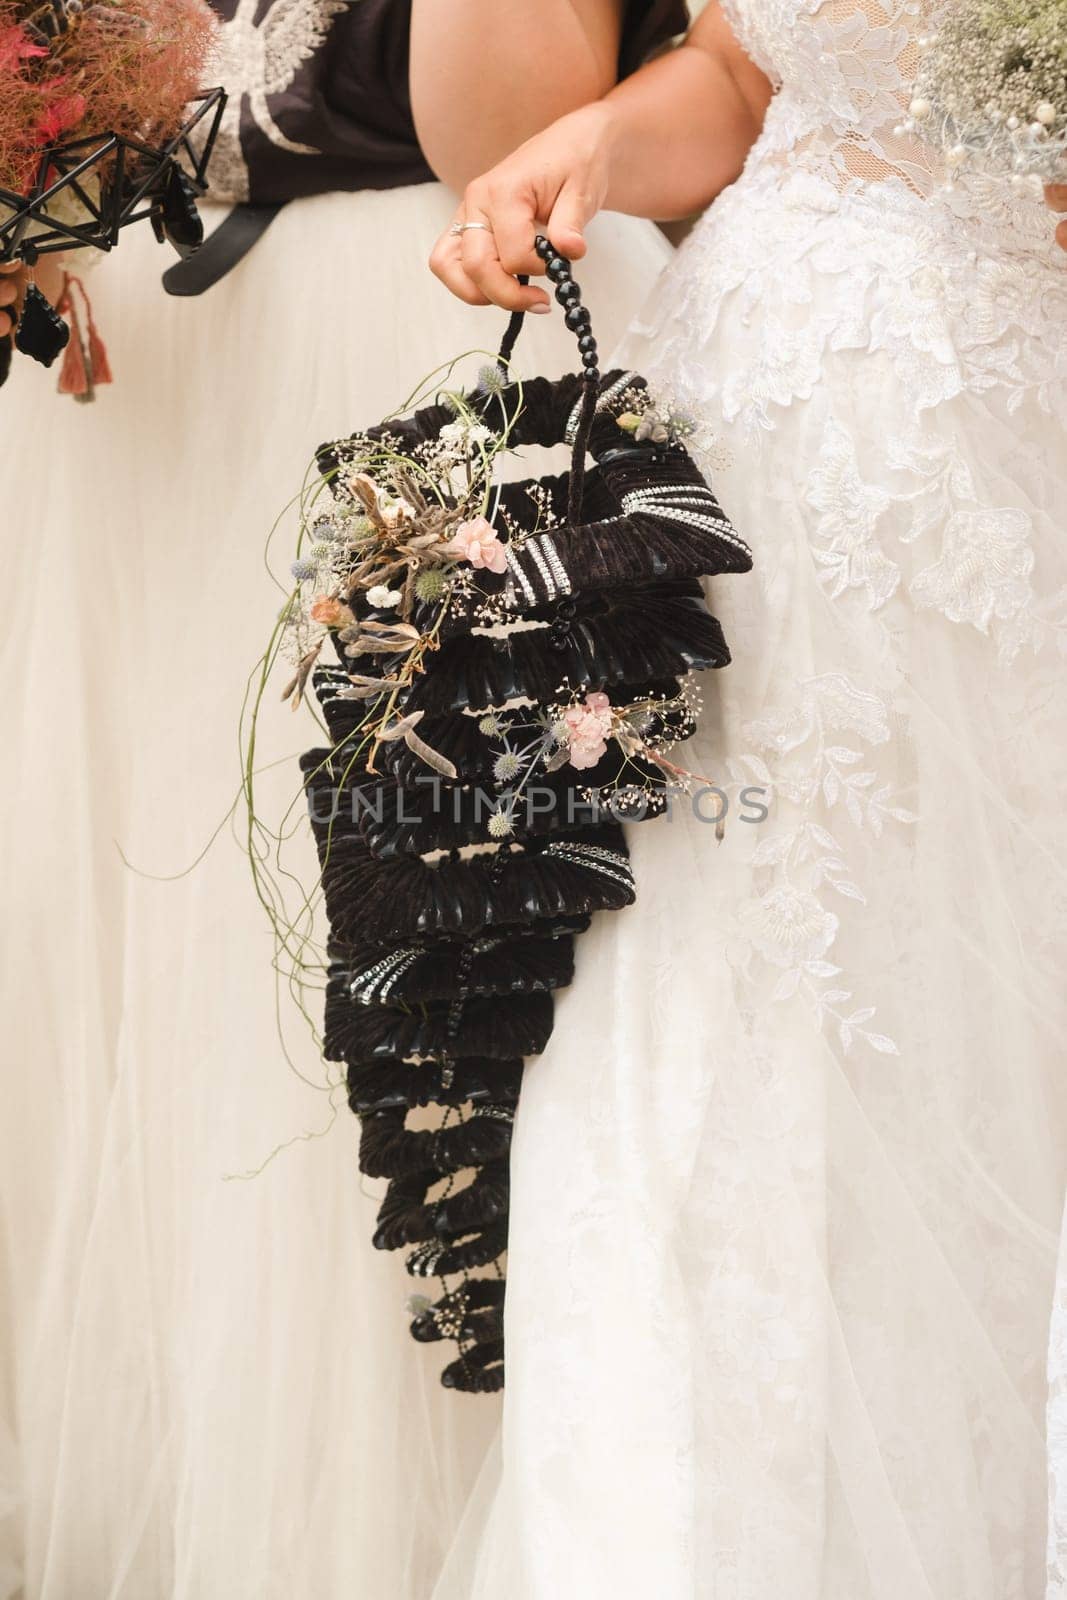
[80,282,113,387]
[55,279,90,399]
[56,276,114,401]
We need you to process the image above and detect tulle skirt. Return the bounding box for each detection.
[433,172,1067,1598]
[0,183,672,1598]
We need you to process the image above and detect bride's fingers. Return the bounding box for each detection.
[459,211,550,314]
[429,233,493,306]
[429,167,596,312]
[428,210,494,305]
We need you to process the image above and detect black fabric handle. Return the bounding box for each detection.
[495,237,601,529]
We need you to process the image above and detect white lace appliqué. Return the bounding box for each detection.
[910,506,1035,634]
[728,672,915,1056]
[805,416,898,608]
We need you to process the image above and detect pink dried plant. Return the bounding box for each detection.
[0,0,218,195]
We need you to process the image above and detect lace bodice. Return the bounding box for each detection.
[720,0,1059,259]
[723,0,939,189]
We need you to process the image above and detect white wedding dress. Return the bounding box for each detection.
[435,3,1067,1597]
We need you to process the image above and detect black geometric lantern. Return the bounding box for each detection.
[0,88,225,263]
[0,83,225,383]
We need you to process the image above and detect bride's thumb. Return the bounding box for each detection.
[543,185,593,262]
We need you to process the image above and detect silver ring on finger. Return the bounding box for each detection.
[449,221,494,238]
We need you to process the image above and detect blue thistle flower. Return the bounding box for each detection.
[478,363,506,396]
[493,751,523,783]
[488,809,514,839]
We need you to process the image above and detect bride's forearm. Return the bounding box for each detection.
[410,0,624,191]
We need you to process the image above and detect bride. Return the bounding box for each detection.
[430,2,1067,1595]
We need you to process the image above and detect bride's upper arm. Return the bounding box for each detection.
[687,2,773,129]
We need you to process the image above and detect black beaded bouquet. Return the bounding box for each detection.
[249,238,751,1392]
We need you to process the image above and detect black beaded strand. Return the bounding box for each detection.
[533,235,600,530]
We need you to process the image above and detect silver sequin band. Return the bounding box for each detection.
[564,370,639,444]
[620,484,751,557]
[349,947,421,1003]
[505,545,537,608]
[526,538,557,600]
[470,1103,515,1123]
[540,840,634,892]
[506,533,572,607]
[407,1241,447,1278]
[537,534,570,594]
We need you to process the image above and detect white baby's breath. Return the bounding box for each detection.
[915,0,1067,183]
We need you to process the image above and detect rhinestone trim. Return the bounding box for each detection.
[540,840,635,892]
[349,947,421,1003]
[526,538,557,601]
[620,485,751,554]
[536,534,571,595]
[505,546,537,607]
[564,369,639,444]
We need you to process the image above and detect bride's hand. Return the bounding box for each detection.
[430,104,613,313]
[1045,184,1067,251]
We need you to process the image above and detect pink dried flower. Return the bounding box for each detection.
[566,737,605,771]
[444,516,508,575]
[563,692,614,771]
